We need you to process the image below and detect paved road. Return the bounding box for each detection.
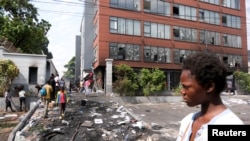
[120,95,250,138]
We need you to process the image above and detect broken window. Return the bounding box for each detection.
[144,46,151,62]
[144,46,171,63]
[144,0,150,11]
[222,15,227,26]
[110,42,140,61]
[200,30,206,44]
[173,27,180,40]
[173,5,179,17]
[223,35,228,46]
[118,44,125,60]
[223,56,228,66]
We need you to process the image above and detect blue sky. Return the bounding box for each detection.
[32,0,250,77]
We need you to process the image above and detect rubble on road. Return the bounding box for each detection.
[13,96,175,141]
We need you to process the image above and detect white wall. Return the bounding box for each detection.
[1,50,47,93]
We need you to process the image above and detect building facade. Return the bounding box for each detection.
[0,46,57,96]
[80,0,247,89]
[75,35,81,81]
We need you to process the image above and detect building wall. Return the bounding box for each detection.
[0,46,52,95]
[82,0,247,89]
[75,35,81,81]
[248,50,250,73]
[80,0,95,80]
[46,59,58,81]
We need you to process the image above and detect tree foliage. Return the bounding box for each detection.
[113,64,139,96]
[233,71,250,94]
[0,0,52,58]
[139,68,166,96]
[64,56,75,80]
[0,59,19,96]
[113,64,166,96]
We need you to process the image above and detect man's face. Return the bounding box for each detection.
[180,70,208,107]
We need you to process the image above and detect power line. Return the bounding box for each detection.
[31,0,250,25]
[30,1,250,38]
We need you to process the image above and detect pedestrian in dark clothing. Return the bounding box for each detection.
[35,84,42,96]
[49,75,56,101]
[5,89,15,112]
[69,81,73,94]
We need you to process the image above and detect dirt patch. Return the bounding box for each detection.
[0,111,27,141]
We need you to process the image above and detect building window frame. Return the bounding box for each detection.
[144,46,172,63]
[29,67,38,84]
[109,42,140,61]
[144,0,170,16]
[144,21,171,39]
[110,17,141,36]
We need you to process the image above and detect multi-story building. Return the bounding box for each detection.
[79,0,247,90]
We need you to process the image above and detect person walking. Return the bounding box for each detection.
[84,79,91,97]
[69,80,73,94]
[5,89,15,112]
[42,81,53,118]
[176,52,244,141]
[79,80,85,94]
[56,86,69,119]
[54,73,60,99]
[49,74,56,101]
[59,77,65,88]
[18,85,26,112]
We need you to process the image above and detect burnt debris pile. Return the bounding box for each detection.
[30,99,155,141]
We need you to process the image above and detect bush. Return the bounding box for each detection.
[113,64,138,96]
[113,64,166,96]
[172,83,182,96]
[233,71,250,94]
[0,59,19,96]
[139,68,166,96]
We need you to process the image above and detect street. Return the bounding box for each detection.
[1,92,250,141]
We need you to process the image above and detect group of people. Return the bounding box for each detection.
[79,79,92,96]
[4,73,68,120]
[79,72,93,96]
[4,84,27,112]
[40,73,68,119]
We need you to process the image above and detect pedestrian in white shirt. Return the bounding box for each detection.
[18,85,26,112]
[54,73,60,99]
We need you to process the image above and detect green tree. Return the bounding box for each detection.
[0,0,52,58]
[139,68,166,96]
[64,57,75,80]
[113,64,139,96]
[233,71,250,94]
[0,59,19,96]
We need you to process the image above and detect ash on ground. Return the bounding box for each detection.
[20,98,175,141]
